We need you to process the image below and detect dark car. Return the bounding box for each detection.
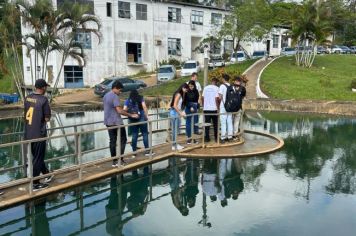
[94,77,147,97]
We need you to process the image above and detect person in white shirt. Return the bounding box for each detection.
[190,72,202,93]
[202,77,219,142]
[219,74,233,143]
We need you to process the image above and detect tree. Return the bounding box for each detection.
[219,0,274,52]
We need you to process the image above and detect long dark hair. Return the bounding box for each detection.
[186,80,199,103]
[170,83,189,108]
[129,90,143,110]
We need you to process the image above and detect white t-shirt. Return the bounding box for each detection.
[202,85,219,111]
[219,82,230,111]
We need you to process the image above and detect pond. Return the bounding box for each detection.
[0,111,356,235]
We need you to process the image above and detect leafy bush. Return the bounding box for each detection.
[208,67,248,85]
[159,58,182,69]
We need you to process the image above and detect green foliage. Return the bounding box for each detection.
[159,58,182,69]
[351,80,356,89]
[261,55,356,101]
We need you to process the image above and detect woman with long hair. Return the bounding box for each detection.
[124,90,153,157]
[185,80,199,144]
[170,83,189,150]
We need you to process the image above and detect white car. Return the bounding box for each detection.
[208,55,225,69]
[331,45,343,54]
[181,60,200,77]
[230,51,246,63]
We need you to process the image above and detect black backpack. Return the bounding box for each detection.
[224,84,241,112]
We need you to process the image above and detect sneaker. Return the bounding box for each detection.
[204,137,211,143]
[233,136,240,141]
[33,183,49,192]
[132,154,137,158]
[172,144,185,151]
[43,174,54,184]
[186,139,192,145]
[193,140,199,144]
[145,151,155,157]
[112,160,119,167]
[220,139,226,144]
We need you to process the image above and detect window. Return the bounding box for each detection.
[64,66,83,84]
[224,40,233,54]
[168,7,181,23]
[191,10,203,25]
[272,34,279,48]
[211,13,222,25]
[118,1,130,19]
[74,31,91,49]
[168,38,182,56]
[127,43,142,63]
[136,4,147,20]
[210,42,221,54]
[281,35,289,48]
[106,2,112,17]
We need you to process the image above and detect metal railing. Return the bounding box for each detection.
[0,110,244,196]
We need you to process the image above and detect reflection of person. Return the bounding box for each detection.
[24,79,52,191]
[123,90,154,158]
[224,160,244,200]
[170,83,188,151]
[184,159,199,208]
[169,158,189,216]
[126,167,149,216]
[31,199,51,236]
[201,160,220,200]
[105,176,128,236]
[103,81,138,166]
[185,81,199,144]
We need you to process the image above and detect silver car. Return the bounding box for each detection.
[157,65,176,83]
[281,47,296,56]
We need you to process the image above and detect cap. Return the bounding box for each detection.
[35,79,50,88]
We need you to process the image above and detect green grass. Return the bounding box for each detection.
[0,53,19,94]
[143,59,257,96]
[261,55,356,101]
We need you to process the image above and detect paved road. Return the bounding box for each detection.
[244,58,271,99]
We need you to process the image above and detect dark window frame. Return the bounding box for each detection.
[168,7,181,23]
[191,10,203,25]
[168,38,182,56]
[136,3,147,20]
[64,66,83,84]
[118,1,130,19]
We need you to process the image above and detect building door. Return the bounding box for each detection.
[266,40,271,55]
[64,66,84,88]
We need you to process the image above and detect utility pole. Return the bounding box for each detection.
[203,45,209,87]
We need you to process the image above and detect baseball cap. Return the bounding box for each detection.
[35,79,50,88]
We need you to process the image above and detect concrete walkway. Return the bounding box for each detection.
[244,58,272,99]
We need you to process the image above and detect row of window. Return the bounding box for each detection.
[109,1,223,25]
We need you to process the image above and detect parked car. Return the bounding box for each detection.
[340,46,352,54]
[251,51,266,59]
[208,55,225,69]
[350,46,356,54]
[317,46,328,54]
[281,47,296,56]
[180,60,200,77]
[157,65,176,83]
[230,51,246,63]
[94,77,147,97]
[331,45,343,54]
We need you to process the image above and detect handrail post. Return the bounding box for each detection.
[78,133,82,181]
[21,137,27,177]
[202,113,206,148]
[217,112,221,145]
[191,112,194,144]
[74,125,79,165]
[27,142,33,195]
[149,120,153,159]
[118,126,121,166]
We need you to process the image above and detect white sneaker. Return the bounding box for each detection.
[172,144,184,151]
[43,174,54,184]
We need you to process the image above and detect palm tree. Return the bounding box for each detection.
[51,1,102,100]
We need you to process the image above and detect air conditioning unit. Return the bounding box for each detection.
[191,24,196,30]
[155,39,162,46]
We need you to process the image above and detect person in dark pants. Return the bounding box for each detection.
[185,80,200,144]
[24,79,52,191]
[103,81,138,167]
[202,78,220,142]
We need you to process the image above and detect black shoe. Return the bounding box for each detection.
[112,160,119,167]
[33,183,49,192]
[43,174,54,183]
[145,151,155,156]
[186,139,192,145]
[220,139,226,144]
[204,137,211,143]
[0,191,4,196]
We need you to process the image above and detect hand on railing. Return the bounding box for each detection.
[180,111,186,118]
[130,113,139,119]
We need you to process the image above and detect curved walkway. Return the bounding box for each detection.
[244,58,272,99]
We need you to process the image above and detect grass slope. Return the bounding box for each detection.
[261,55,356,101]
[143,59,257,96]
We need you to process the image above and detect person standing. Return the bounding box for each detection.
[232,76,246,140]
[190,72,202,94]
[202,78,219,142]
[185,80,199,144]
[24,79,52,191]
[218,74,233,143]
[103,81,138,167]
[123,90,154,158]
[170,83,188,151]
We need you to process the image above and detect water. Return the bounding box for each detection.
[0,111,356,235]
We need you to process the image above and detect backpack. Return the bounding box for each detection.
[127,99,140,121]
[223,84,241,112]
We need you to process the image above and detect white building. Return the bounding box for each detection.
[21,0,290,89]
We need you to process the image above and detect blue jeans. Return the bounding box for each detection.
[129,113,148,152]
[170,108,180,146]
[185,103,199,139]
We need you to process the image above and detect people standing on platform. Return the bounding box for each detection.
[24,79,53,191]
[124,90,154,158]
[232,76,246,141]
[202,77,220,142]
[185,80,200,145]
[219,74,233,143]
[190,72,202,94]
[103,81,138,167]
[170,83,189,151]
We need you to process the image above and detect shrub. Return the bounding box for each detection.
[159,58,182,69]
[208,67,248,85]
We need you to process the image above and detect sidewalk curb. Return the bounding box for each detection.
[256,57,281,98]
